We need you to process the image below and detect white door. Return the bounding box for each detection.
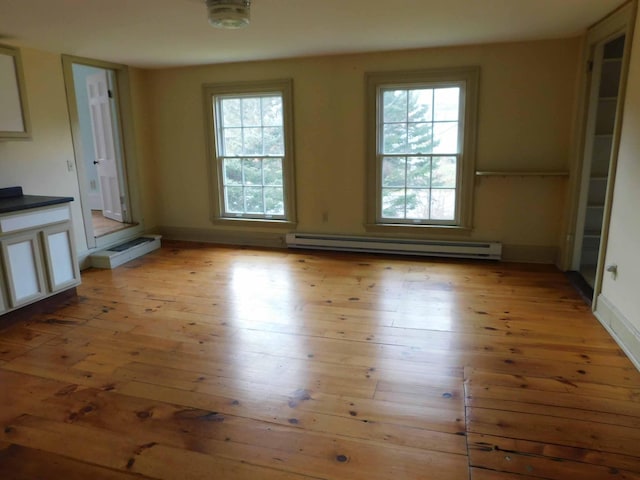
[86,70,123,222]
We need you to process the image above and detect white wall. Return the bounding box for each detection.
[597,9,640,368]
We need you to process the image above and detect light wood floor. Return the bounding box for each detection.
[91,210,134,238]
[1,241,640,479]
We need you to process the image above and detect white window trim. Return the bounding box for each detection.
[203,79,297,227]
[365,67,480,233]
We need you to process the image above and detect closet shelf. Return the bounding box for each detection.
[583,230,602,239]
[475,171,569,177]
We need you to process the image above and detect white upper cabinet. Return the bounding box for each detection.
[0,44,31,139]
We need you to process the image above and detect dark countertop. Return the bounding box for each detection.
[0,186,73,214]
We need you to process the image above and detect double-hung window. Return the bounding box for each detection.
[366,67,479,230]
[204,79,296,224]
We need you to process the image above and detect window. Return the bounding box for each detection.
[366,67,479,231]
[204,79,296,224]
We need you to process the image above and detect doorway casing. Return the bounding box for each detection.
[62,55,144,258]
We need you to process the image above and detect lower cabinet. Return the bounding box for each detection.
[0,204,80,313]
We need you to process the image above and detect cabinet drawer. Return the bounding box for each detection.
[0,205,70,234]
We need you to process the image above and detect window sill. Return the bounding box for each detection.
[364,223,472,236]
[211,217,297,229]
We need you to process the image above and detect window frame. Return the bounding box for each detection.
[365,67,479,233]
[204,79,297,227]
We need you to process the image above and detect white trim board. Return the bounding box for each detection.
[595,294,640,372]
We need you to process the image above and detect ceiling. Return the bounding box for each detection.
[0,0,629,69]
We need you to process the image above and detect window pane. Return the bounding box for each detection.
[383,90,407,123]
[433,122,459,154]
[245,187,264,213]
[406,157,430,187]
[223,158,242,185]
[430,189,456,220]
[408,122,433,153]
[382,157,406,187]
[221,98,241,127]
[264,187,284,214]
[408,89,433,122]
[263,158,283,186]
[243,127,263,155]
[382,188,405,218]
[243,158,262,185]
[405,189,430,219]
[241,97,261,127]
[225,186,244,213]
[262,96,283,126]
[222,128,242,156]
[432,156,457,187]
[263,126,284,156]
[383,124,407,154]
[434,88,460,121]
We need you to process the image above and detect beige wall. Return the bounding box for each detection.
[0,38,584,263]
[149,38,581,261]
[0,47,86,252]
[598,8,640,363]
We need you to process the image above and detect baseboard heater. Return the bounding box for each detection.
[285,233,502,260]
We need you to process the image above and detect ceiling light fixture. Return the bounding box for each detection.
[205,0,251,29]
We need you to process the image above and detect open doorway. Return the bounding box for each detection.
[63,56,144,252]
[71,63,135,237]
[569,4,634,306]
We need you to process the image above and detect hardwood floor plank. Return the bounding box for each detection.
[0,443,153,480]
[465,368,640,418]
[470,467,542,480]
[467,406,640,457]
[468,433,640,479]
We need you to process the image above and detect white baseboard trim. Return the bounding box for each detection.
[158,226,286,249]
[595,294,640,372]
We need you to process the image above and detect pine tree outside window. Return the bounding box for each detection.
[366,68,479,231]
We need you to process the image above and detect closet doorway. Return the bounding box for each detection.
[571,4,634,304]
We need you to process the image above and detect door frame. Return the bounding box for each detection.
[62,55,144,251]
[563,2,636,307]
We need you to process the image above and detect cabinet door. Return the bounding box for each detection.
[0,45,31,138]
[41,224,80,292]
[1,231,46,307]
